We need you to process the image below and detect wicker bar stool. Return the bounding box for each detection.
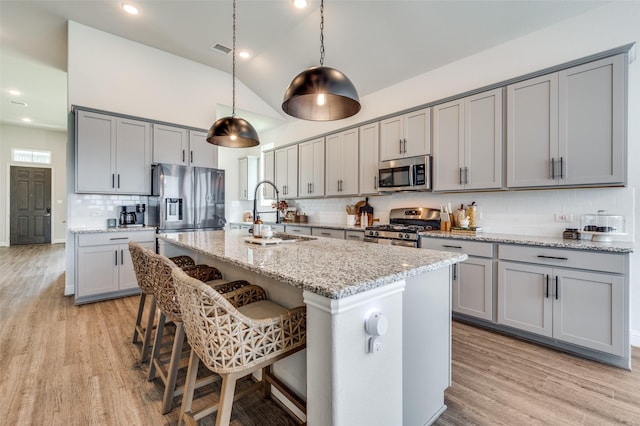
[129,243,221,363]
[147,251,251,415]
[172,267,307,426]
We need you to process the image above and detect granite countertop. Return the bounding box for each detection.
[69,226,157,234]
[420,231,634,253]
[230,221,365,232]
[159,230,467,299]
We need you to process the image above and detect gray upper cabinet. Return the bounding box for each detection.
[153,125,217,168]
[359,122,380,194]
[507,54,625,188]
[275,145,298,198]
[263,150,276,199]
[380,108,431,161]
[326,129,358,196]
[298,137,325,198]
[433,88,503,191]
[76,110,151,194]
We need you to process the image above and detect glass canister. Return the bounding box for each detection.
[467,203,478,228]
[580,210,624,241]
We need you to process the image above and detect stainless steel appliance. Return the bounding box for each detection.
[119,204,146,227]
[378,155,431,192]
[364,207,440,247]
[148,164,226,232]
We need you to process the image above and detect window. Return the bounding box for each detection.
[12,149,51,164]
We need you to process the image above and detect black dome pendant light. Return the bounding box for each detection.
[282,0,360,121]
[207,0,259,148]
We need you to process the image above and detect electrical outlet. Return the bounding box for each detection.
[554,213,573,223]
[91,210,103,216]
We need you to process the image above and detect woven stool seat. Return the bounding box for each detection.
[172,267,307,426]
[147,251,253,415]
[129,243,223,364]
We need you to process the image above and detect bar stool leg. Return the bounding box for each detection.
[161,322,185,414]
[179,349,201,426]
[216,373,239,426]
[148,311,166,381]
[132,292,147,343]
[140,296,157,363]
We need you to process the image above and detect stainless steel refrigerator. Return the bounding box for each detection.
[148,164,226,232]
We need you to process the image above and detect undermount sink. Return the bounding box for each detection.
[273,232,317,242]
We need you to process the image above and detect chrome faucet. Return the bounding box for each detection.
[253,180,280,224]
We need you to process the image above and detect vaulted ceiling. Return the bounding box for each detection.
[0,0,608,131]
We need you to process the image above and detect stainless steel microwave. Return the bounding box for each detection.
[378,155,432,191]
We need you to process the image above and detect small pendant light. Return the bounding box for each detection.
[207,0,260,147]
[282,0,360,121]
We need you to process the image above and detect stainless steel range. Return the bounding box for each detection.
[364,207,440,247]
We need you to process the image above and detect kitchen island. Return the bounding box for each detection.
[158,229,467,425]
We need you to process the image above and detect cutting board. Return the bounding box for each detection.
[244,237,283,245]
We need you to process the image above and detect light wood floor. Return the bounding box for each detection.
[1,244,639,425]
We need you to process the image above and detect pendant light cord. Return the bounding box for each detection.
[232,0,237,117]
[319,0,325,66]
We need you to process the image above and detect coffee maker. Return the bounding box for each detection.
[119,204,145,227]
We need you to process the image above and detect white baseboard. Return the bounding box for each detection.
[53,238,66,244]
[631,329,640,348]
[0,241,7,247]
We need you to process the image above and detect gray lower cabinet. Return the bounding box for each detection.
[497,244,625,356]
[312,228,345,239]
[421,237,495,321]
[284,225,312,235]
[76,110,151,194]
[75,230,156,304]
[345,230,365,241]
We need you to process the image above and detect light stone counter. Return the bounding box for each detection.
[69,226,157,234]
[420,230,634,253]
[159,229,467,299]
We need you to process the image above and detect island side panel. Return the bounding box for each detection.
[303,282,405,426]
[403,266,452,425]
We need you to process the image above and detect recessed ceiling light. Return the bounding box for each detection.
[8,89,22,96]
[22,117,32,123]
[238,50,251,60]
[292,0,309,8]
[121,3,139,15]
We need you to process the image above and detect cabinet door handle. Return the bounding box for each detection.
[109,237,129,241]
[559,157,564,179]
[442,245,463,249]
[459,168,463,185]
[121,249,124,265]
[374,176,378,189]
[117,174,120,189]
[112,174,115,188]
[190,151,193,163]
[545,274,549,298]
[464,167,469,185]
[555,276,559,300]
[536,255,569,261]
[452,263,457,281]
[404,138,408,153]
[551,158,556,179]
[182,149,185,162]
[399,139,403,154]
[114,250,118,266]
[321,232,331,236]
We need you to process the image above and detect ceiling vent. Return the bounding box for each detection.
[211,43,231,55]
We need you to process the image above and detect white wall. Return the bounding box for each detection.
[256,2,640,345]
[0,123,67,245]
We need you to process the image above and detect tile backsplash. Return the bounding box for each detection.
[67,193,149,228]
[228,186,635,241]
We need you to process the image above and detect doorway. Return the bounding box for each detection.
[10,166,52,245]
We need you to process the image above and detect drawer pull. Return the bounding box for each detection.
[110,237,129,241]
[443,245,463,249]
[537,255,569,261]
[347,235,360,239]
